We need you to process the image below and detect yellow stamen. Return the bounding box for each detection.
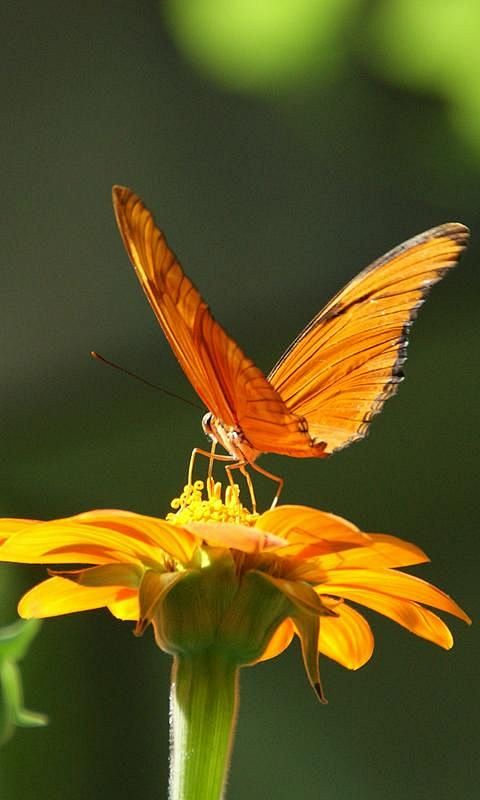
[166,479,258,527]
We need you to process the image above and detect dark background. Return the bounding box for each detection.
[1,2,478,798]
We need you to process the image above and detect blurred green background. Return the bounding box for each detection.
[1,1,478,798]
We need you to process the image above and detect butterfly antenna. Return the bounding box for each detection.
[90,351,203,410]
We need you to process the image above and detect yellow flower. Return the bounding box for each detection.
[0,481,469,700]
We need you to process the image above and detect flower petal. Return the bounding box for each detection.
[276,539,368,561]
[71,510,197,562]
[0,518,39,544]
[107,592,139,621]
[258,573,333,616]
[257,509,430,570]
[136,570,187,637]
[0,519,39,532]
[257,505,368,546]
[253,571,329,702]
[317,568,470,622]
[256,619,295,663]
[322,588,458,648]
[292,610,326,703]
[75,563,143,588]
[315,534,429,570]
[18,577,130,618]
[185,521,287,553]
[0,522,147,565]
[318,602,374,669]
[365,534,429,567]
[0,514,195,568]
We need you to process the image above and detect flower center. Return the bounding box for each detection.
[166,479,259,527]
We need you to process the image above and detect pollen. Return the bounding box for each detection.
[166,478,258,527]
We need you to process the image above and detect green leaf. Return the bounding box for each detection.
[0,618,43,663]
[0,619,48,746]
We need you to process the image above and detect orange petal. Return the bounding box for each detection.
[275,538,368,561]
[318,568,470,622]
[256,619,295,663]
[322,588,457,648]
[0,516,192,568]
[18,577,130,618]
[314,534,429,571]
[361,534,429,567]
[318,603,374,669]
[257,508,431,569]
[257,506,367,546]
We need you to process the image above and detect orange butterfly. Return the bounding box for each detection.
[112,186,468,503]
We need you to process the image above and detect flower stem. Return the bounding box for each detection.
[169,649,239,800]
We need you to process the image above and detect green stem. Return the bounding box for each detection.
[169,649,239,800]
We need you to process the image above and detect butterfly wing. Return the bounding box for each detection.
[268,224,469,454]
[112,187,311,455]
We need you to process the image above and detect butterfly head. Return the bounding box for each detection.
[202,411,234,455]
[202,412,215,440]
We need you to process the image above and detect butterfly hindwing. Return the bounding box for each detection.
[268,224,469,453]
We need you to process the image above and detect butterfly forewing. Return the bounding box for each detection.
[112,186,312,456]
[268,224,469,453]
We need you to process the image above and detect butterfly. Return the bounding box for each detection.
[112,186,468,503]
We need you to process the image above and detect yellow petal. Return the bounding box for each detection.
[0,518,39,544]
[0,518,39,531]
[318,603,374,669]
[0,515,193,568]
[0,522,145,565]
[71,510,197,562]
[108,592,139,621]
[255,619,295,663]
[18,577,130,618]
[318,568,470,622]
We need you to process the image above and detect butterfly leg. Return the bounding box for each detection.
[249,462,284,509]
[207,440,217,480]
[225,461,257,513]
[188,442,219,486]
[188,446,236,487]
